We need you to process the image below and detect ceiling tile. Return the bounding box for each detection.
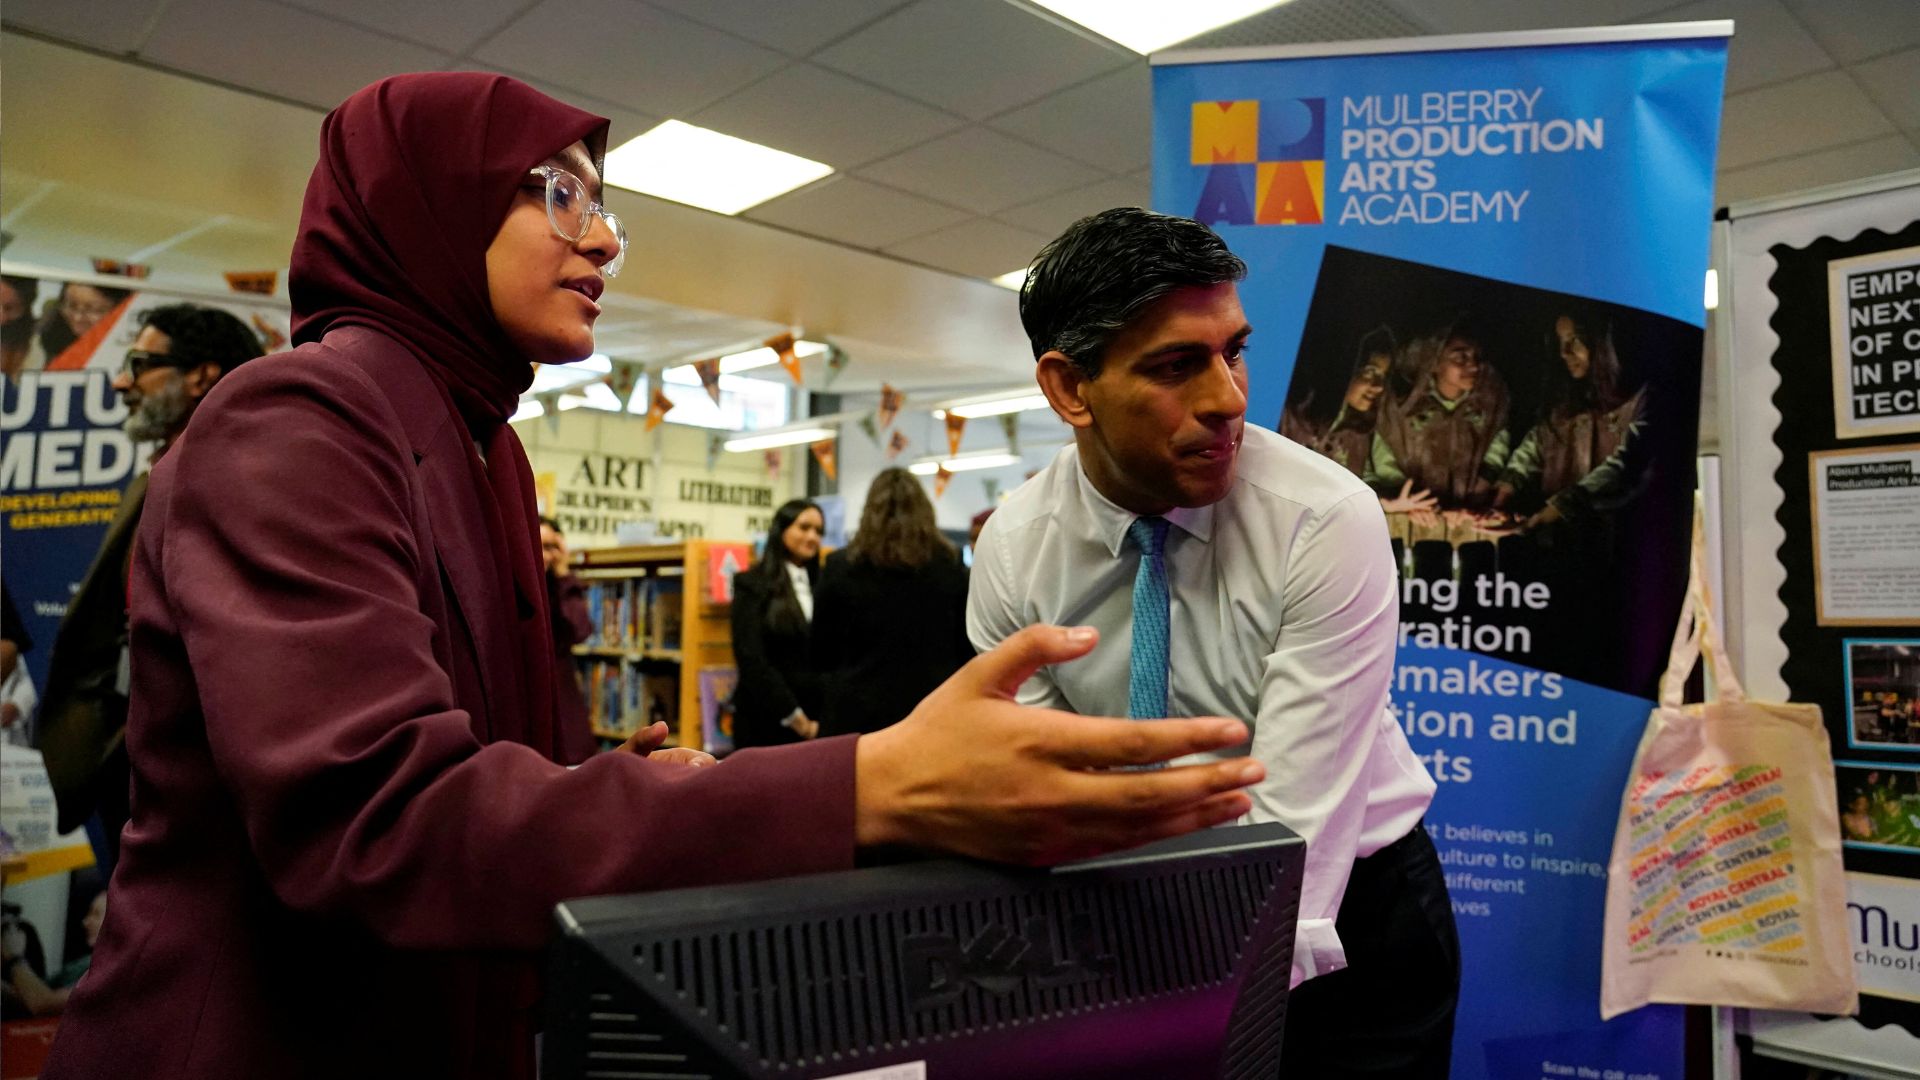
[1716,134,1920,203]
[993,176,1151,236]
[1786,0,1920,65]
[690,63,962,169]
[139,0,452,108]
[883,217,1053,279]
[987,63,1151,173]
[858,126,1103,214]
[644,0,908,56]
[745,176,971,248]
[1659,0,1831,93]
[1380,0,1679,34]
[475,0,788,119]
[1851,47,1920,133]
[1718,69,1897,170]
[0,0,165,54]
[276,0,525,53]
[813,0,1132,120]
[459,65,664,148]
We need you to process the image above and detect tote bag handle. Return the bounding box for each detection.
[1658,494,1745,710]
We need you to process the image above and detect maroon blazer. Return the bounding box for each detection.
[44,327,859,1080]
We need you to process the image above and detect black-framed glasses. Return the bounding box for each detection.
[122,348,189,380]
[529,165,628,278]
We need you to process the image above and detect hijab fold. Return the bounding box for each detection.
[288,73,610,760]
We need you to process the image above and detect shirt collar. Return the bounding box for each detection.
[1073,455,1216,556]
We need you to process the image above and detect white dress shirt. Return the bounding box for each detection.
[968,424,1436,987]
[786,560,814,622]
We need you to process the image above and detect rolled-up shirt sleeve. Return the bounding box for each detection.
[1244,489,1400,987]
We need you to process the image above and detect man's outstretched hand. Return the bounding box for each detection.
[854,625,1262,866]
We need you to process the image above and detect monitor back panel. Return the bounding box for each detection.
[547,824,1304,1080]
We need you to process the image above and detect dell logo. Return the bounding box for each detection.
[901,914,1116,1009]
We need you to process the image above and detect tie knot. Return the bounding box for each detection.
[1128,515,1169,557]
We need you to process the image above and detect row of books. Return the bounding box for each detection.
[580,658,677,738]
[582,575,684,651]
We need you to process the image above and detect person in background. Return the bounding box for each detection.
[36,303,263,875]
[1,584,34,747]
[815,467,976,737]
[540,516,596,763]
[1366,317,1511,513]
[41,75,1264,1080]
[1282,326,1438,524]
[36,282,130,364]
[972,207,1456,1075]
[1,275,40,378]
[1495,312,1648,534]
[2,891,106,1017]
[729,498,826,747]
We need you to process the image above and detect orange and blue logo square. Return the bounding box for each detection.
[1189,98,1324,226]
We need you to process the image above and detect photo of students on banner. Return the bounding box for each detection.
[1838,763,1920,851]
[1279,246,1696,693]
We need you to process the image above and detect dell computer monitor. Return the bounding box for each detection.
[545,822,1304,1080]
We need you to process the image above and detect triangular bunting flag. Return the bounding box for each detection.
[822,341,850,387]
[886,429,909,460]
[945,412,967,457]
[810,436,838,482]
[644,386,675,431]
[224,270,278,294]
[764,449,783,480]
[540,391,563,434]
[91,257,151,279]
[878,384,905,428]
[933,465,953,499]
[857,412,881,446]
[983,478,1000,504]
[1000,412,1021,454]
[694,356,722,405]
[608,359,643,410]
[251,313,286,352]
[706,433,725,471]
[767,333,803,384]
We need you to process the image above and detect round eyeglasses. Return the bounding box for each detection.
[530,165,627,278]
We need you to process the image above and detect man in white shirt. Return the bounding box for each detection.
[969,207,1458,1076]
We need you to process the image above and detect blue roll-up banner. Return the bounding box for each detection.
[1153,25,1729,1079]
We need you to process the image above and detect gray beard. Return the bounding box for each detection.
[124,374,191,443]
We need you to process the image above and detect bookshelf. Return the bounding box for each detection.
[569,539,737,753]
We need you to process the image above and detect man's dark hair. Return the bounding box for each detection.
[1019,207,1246,377]
[538,516,562,533]
[137,304,265,375]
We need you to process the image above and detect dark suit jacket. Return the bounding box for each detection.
[814,549,975,737]
[43,328,858,1080]
[728,566,822,748]
[35,471,146,834]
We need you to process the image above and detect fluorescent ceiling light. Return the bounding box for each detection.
[526,353,611,395]
[992,268,1028,291]
[682,339,830,378]
[724,426,836,453]
[509,399,544,424]
[1028,0,1292,54]
[573,382,625,412]
[909,450,1022,476]
[1704,268,1719,311]
[951,393,1049,419]
[605,120,833,215]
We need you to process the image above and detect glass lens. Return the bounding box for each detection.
[602,212,628,278]
[544,168,591,241]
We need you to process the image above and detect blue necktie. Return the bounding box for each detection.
[1127,516,1171,720]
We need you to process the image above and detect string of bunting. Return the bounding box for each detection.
[886,430,909,460]
[878,384,905,428]
[810,435,839,482]
[643,385,675,431]
[767,332,803,385]
[944,412,967,457]
[693,356,722,404]
[933,464,953,500]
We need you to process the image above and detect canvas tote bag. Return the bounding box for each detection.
[1600,505,1857,1018]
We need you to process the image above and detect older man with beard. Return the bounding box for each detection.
[37,303,262,874]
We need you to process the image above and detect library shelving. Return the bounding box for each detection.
[568,540,737,753]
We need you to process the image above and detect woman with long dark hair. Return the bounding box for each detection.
[1495,312,1648,532]
[729,498,826,747]
[814,468,975,737]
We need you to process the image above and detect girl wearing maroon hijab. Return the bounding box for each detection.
[41,74,1265,1080]
[37,73,865,1080]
